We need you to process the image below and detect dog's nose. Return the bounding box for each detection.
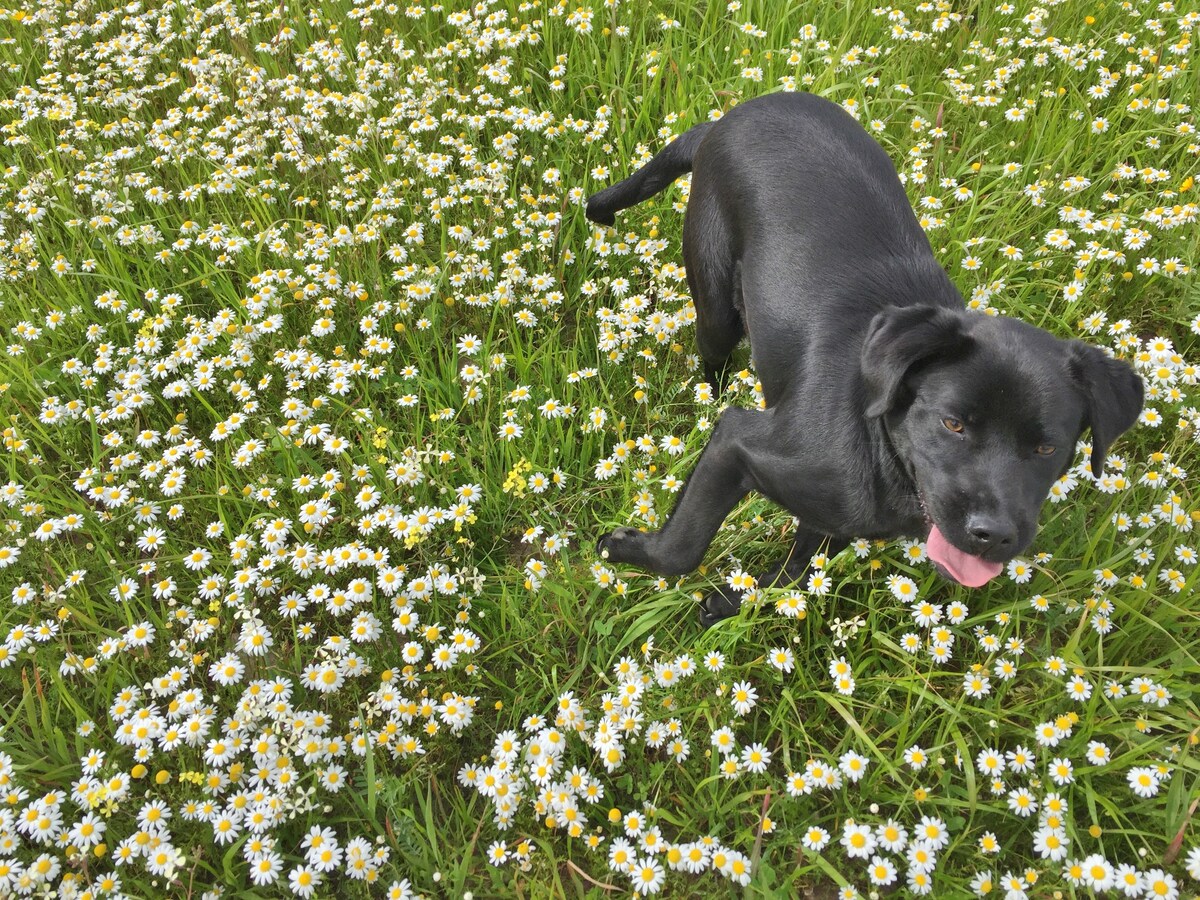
[966,515,1017,554]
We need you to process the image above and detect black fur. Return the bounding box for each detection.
[587,93,1143,626]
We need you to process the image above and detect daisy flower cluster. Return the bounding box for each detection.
[461,646,773,894]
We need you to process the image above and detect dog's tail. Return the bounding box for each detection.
[585,121,716,226]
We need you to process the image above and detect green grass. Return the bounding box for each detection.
[0,0,1197,896]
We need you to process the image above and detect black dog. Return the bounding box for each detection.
[586,92,1143,626]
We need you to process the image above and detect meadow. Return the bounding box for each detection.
[0,0,1197,895]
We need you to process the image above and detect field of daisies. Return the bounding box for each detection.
[0,0,1198,895]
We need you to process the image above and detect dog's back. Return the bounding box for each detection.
[691,94,929,262]
[586,93,927,259]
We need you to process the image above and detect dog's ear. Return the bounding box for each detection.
[861,306,971,417]
[1065,342,1143,477]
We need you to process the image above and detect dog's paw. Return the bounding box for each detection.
[584,197,616,227]
[698,586,744,628]
[596,526,643,563]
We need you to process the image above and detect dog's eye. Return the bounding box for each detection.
[1035,444,1056,456]
[942,417,964,434]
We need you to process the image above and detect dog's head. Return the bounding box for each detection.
[861,306,1143,586]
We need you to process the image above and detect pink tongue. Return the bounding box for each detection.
[926,524,1003,588]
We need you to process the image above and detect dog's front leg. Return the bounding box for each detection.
[597,408,765,576]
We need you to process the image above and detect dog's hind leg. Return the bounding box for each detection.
[695,262,744,392]
[597,407,763,576]
[684,193,744,393]
[697,531,850,627]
